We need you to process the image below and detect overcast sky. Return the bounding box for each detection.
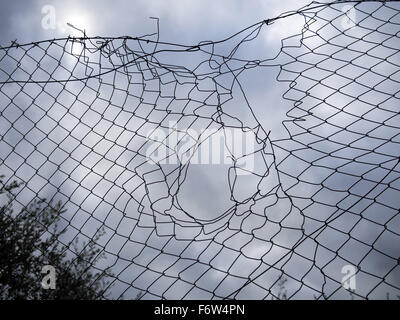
[0,0,399,300]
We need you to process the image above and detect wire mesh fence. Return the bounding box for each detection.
[0,0,399,299]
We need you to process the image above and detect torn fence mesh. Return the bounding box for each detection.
[0,0,399,299]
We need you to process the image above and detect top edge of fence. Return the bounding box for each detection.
[0,0,393,51]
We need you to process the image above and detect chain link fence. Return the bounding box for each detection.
[0,0,399,299]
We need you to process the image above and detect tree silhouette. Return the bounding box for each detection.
[0,175,111,299]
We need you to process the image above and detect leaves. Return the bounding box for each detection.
[0,176,112,299]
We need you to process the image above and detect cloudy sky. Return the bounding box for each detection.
[0,0,399,299]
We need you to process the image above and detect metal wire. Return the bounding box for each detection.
[0,0,399,299]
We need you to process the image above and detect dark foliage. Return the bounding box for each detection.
[0,175,111,299]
